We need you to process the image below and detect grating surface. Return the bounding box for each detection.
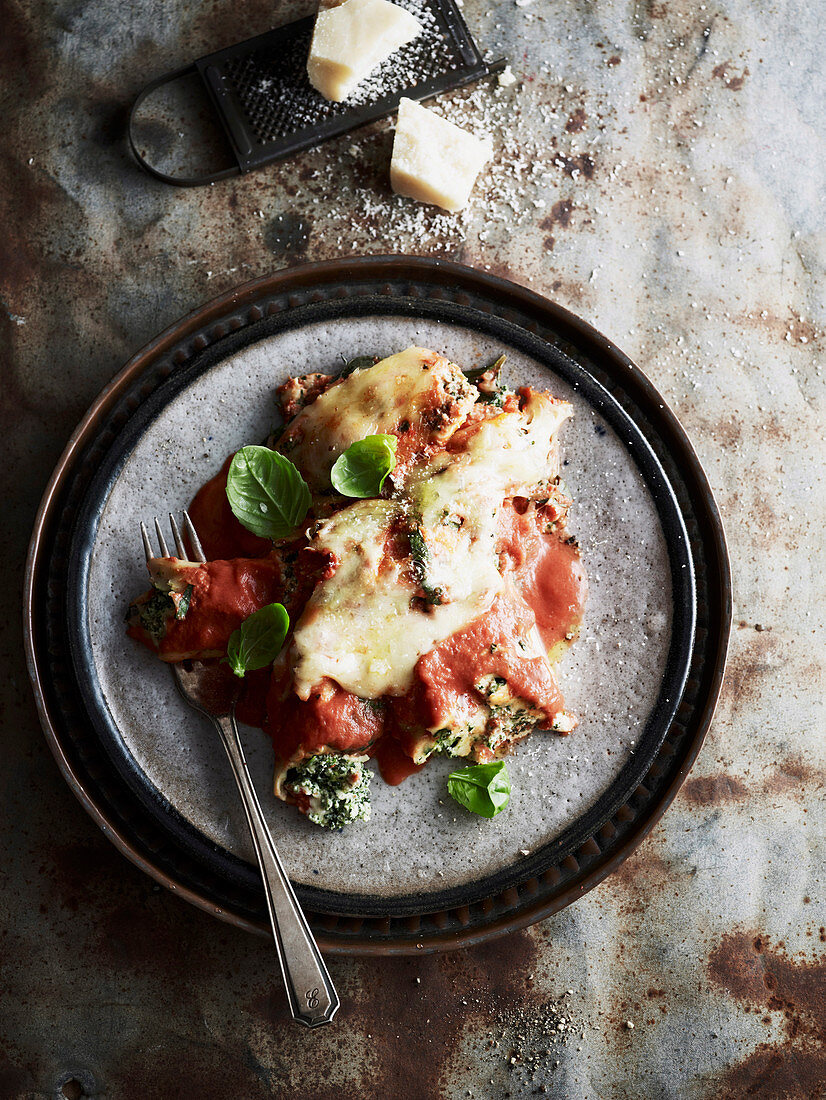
[195,0,487,171]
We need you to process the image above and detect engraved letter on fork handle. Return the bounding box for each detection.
[212,712,339,1027]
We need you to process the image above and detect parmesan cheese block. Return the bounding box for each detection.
[390,97,493,212]
[279,346,475,492]
[307,0,422,102]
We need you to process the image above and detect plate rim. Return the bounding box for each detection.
[66,294,697,915]
[24,256,731,953]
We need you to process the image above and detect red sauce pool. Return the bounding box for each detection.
[498,504,588,651]
[371,736,425,786]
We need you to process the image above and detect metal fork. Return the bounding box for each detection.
[141,511,339,1028]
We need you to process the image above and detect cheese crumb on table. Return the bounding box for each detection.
[390,97,493,212]
[307,0,422,103]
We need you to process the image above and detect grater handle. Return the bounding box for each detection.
[203,65,252,160]
[128,62,241,187]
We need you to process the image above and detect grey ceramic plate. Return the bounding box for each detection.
[26,258,730,952]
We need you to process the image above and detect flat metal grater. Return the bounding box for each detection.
[129,0,504,186]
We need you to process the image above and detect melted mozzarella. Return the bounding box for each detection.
[290,389,573,700]
[279,346,475,492]
[412,393,571,604]
[291,498,498,699]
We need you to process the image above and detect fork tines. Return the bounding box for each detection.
[140,510,206,564]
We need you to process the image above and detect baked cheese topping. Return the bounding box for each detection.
[291,386,573,699]
[291,495,502,699]
[279,346,476,491]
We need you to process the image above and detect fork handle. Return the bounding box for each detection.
[211,712,340,1028]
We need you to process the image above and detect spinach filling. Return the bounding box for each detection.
[127,582,193,643]
[409,526,444,606]
[127,590,175,644]
[285,754,372,829]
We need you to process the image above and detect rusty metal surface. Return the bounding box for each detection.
[1,0,823,1096]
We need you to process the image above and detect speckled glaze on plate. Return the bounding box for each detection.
[25,258,730,953]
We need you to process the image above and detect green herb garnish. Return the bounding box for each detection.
[447,761,511,818]
[330,434,397,498]
[226,445,311,540]
[463,353,506,384]
[174,584,193,620]
[409,525,443,605]
[339,354,377,378]
[225,602,290,678]
[464,354,509,407]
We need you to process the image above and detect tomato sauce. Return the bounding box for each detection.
[371,730,426,785]
[497,504,587,651]
[157,556,283,658]
[400,589,565,737]
[384,707,430,765]
[266,676,384,767]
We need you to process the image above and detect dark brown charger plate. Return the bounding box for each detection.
[24,257,730,954]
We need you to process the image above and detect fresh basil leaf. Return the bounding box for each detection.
[330,434,397,498]
[226,445,311,540]
[463,353,507,384]
[447,761,511,818]
[174,583,193,620]
[226,602,290,678]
